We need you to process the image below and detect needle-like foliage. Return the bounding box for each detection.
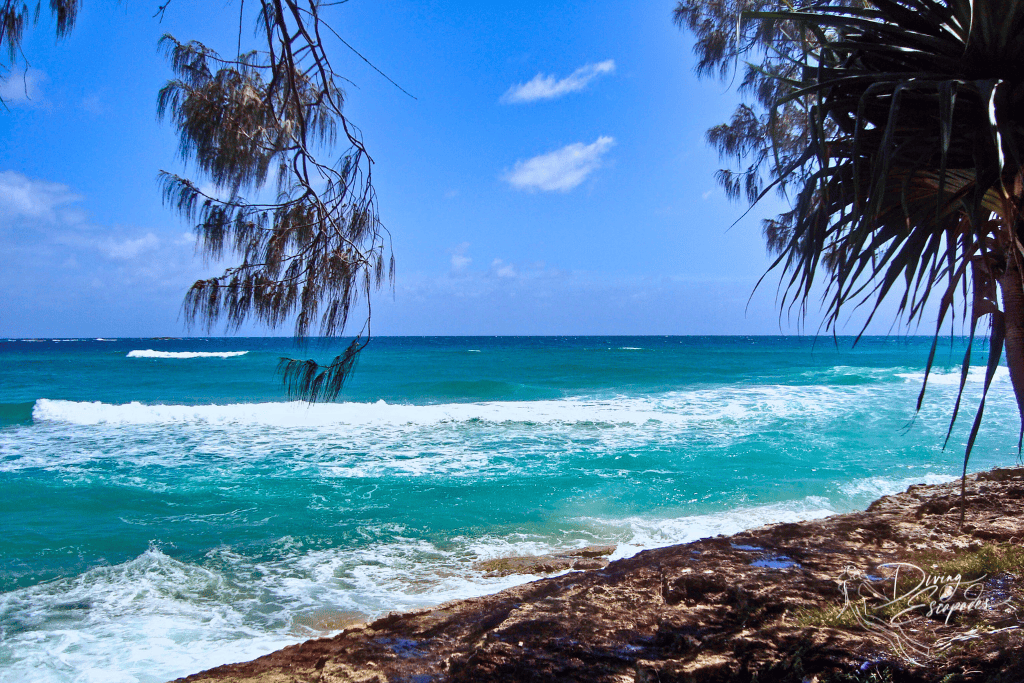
[674,0,858,205]
[3,0,395,401]
[678,0,1024,520]
[1,0,79,103]
[158,1,395,402]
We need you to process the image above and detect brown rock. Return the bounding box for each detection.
[472,544,617,576]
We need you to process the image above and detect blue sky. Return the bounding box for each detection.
[0,0,909,337]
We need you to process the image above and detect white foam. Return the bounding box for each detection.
[585,496,840,561]
[0,533,603,683]
[12,375,1018,480]
[9,385,929,478]
[291,535,573,615]
[0,547,304,683]
[29,397,674,427]
[126,350,249,359]
[839,472,958,499]
[818,365,916,380]
[31,384,858,428]
[897,366,1010,385]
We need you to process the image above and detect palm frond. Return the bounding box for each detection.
[680,0,1024,519]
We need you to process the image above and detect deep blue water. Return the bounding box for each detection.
[0,336,1017,682]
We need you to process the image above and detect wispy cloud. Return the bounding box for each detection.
[450,242,472,273]
[0,68,48,106]
[0,171,83,225]
[504,136,615,192]
[0,172,239,336]
[501,60,615,104]
[100,233,161,260]
[491,258,517,278]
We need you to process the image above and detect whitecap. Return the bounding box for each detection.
[126,350,249,359]
[30,386,856,428]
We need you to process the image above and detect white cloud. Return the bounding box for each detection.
[504,136,615,192]
[0,171,83,225]
[491,258,517,278]
[502,60,615,104]
[0,68,48,105]
[100,233,161,260]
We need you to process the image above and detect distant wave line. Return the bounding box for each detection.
[127,350,249,359]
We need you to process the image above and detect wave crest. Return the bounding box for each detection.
[30,388,841,428]
[127,349,249,359]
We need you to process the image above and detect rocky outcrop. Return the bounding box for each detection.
[173,468,1024,683]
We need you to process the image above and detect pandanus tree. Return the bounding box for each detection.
[677,0,1024,514]
[3,0,394,402]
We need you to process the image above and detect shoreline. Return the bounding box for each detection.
[173,467,1024,683]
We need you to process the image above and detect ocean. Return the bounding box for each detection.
[0,335,1018,682]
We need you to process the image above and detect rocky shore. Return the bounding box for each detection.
[174,468,1024,683]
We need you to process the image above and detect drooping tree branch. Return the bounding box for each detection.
[673,0,839,209]
[2,0,395,400]
[157,0,395,401]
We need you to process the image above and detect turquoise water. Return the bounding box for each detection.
[0,336,1018,682]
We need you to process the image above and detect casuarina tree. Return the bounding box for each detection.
[3,0,396,401]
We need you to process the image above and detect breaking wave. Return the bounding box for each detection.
[126,350,249,359]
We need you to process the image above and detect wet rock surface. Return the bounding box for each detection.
[174,469,1024,683]
[472,545,617,576]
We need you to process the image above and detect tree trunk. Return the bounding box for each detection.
[957,252,1024,528]
[999,255,1024,432]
